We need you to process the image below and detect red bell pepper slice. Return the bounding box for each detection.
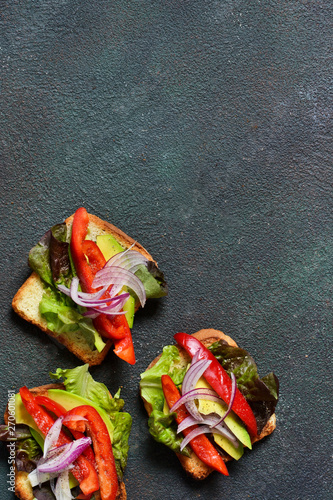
[113,321,136,365]
[70,207,96,292]
[173,332,258,437]
[70,207,136,363]
[81,239,108,274]
[161,375,229,476]
[35,395,95,464]
[64,405,118,500]
[70,208,125,339]
[19,387,99,495]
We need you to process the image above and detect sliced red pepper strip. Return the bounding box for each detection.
[64,405,118,500]
[19,387,99,495]
[81,240,107,275]
[34,395,67,417]
[70,207,96,292]
[75,236,130,343]
[70,208,137,360]
[113,319,136,365]
[173,332,258,437]
[161,375,229,476]
[35,395,96,464]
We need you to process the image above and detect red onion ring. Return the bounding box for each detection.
[92,266,146,306]
[38,437,92,473]
[57,246,148,318]
[181,359,212,422]
[170,388,223,413]
[211,372,237,428]
[43,416,64,458]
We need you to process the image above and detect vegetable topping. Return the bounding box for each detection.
[169,353,239,452]
[19,386,99,496]
[70,207,136,363]
[161,374,229,476]
[174,332,258,437]
[140,332,279,475]
[27,207,168,362]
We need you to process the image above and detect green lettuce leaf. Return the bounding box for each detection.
[140,345,187,412]
[140,345,189,456]
[29,230,53,285]
[49,364,123,416]
[147,410,191,456]
[15,432,43,473]
[135,262,168,299]
[111,411,132,479]
[39,287,106,352]
[208,341,279,433]
[0,424,32,442]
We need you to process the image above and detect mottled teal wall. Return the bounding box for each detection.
[1,0,332,498]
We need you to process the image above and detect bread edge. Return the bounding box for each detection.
[141,328,277,480]
[12,210,159,366]
[4,384,127,500]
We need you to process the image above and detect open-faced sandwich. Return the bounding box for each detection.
[0,364,131,500]
[140,329,279,479]
[12,207,167,365]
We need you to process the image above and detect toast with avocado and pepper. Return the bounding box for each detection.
[140,329,279,480]
[12,207,167,366]
[0,364,131,500]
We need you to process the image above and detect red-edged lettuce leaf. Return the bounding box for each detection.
[208,341,279,434]
[0,423,43,472]
[49,223,71,286]
[28,223,72,287]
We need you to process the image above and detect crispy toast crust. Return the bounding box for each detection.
[141,329,277,480]
[4,384,126,500]
[12,210,159,366]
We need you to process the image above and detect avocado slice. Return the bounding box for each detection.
[196,378,252,450]
[213,432,244,460]
[96,234,135,328]
[96,234,124,260]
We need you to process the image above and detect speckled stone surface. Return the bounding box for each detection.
[0,1,332,499]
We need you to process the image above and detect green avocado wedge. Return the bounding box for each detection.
[96,234,125,259]
[196,378,252,450]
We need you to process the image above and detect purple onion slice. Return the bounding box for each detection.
[43,416,64,458]
[38,437,92,473]
[57,244,148,318]
[54,469,74,500]
[93,266,146,306]
[170,388,223,413]
[177,415,198,434]
[105,245,148,271]
[28,469,60,488]
[181,359,212,422]
[180,425,213,451]
[211,372,237,428]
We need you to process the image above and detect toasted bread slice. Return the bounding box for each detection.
[12,211,158,366]
[141,329,277,480]
[4,384,127,500]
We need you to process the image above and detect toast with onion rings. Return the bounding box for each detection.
[140,329,278,480]
[12,208,167,365]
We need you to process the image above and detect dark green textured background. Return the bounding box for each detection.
[1,1,332,499]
